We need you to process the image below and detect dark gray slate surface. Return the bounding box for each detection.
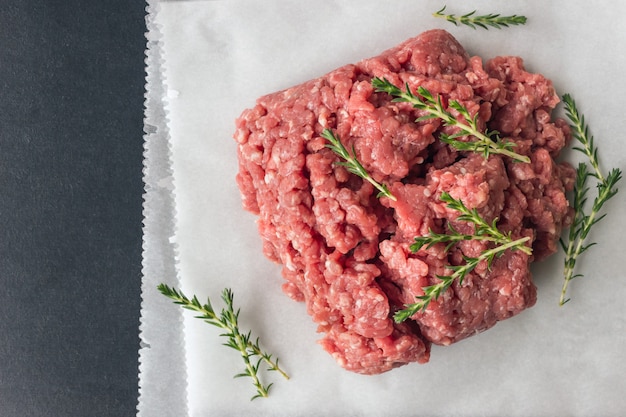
[0,1,146,415]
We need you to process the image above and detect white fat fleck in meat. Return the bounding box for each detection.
[264,170,275,184]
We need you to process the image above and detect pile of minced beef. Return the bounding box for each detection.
[233,30,574,374]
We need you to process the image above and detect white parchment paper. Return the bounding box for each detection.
[138,2,187,416]
[143,1,626,416]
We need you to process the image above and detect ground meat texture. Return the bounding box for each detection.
[233,29,574,374]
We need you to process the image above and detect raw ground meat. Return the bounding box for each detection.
[233,29,575,374]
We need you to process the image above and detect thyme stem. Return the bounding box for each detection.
[395,236,531,322]
[433,6,527,30]
[157,284,289,400]
[395,192,532,322]
[321,128,397,201]
[562,94,605,182]
[558,95,621,305]
[372,77,530,163]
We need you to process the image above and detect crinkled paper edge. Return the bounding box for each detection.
[137,0,188,415]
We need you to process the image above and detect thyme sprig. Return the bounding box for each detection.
[371,77,530,163]
[558,95,622,305]
[157,284,289,400]
[433,6,527,30]
[411,192,533,256]
[321,128,397,200]
[394,192,532,322]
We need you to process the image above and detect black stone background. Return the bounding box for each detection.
[0,1,146,416]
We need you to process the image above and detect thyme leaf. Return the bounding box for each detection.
[321,128,397,201]
[157,284,289,400]
[558,95,622,305]
[433,6,527,30]
[372,77,530,163]
[394,192,532,322]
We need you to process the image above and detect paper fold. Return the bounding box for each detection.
[137,1,188,416]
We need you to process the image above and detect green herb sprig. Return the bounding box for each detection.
[558,95,622,305]
[321,128,397,200]
[394,192,532,322]
[371,77,530,163]
[158,284,289,400]
[433,6,527,30]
